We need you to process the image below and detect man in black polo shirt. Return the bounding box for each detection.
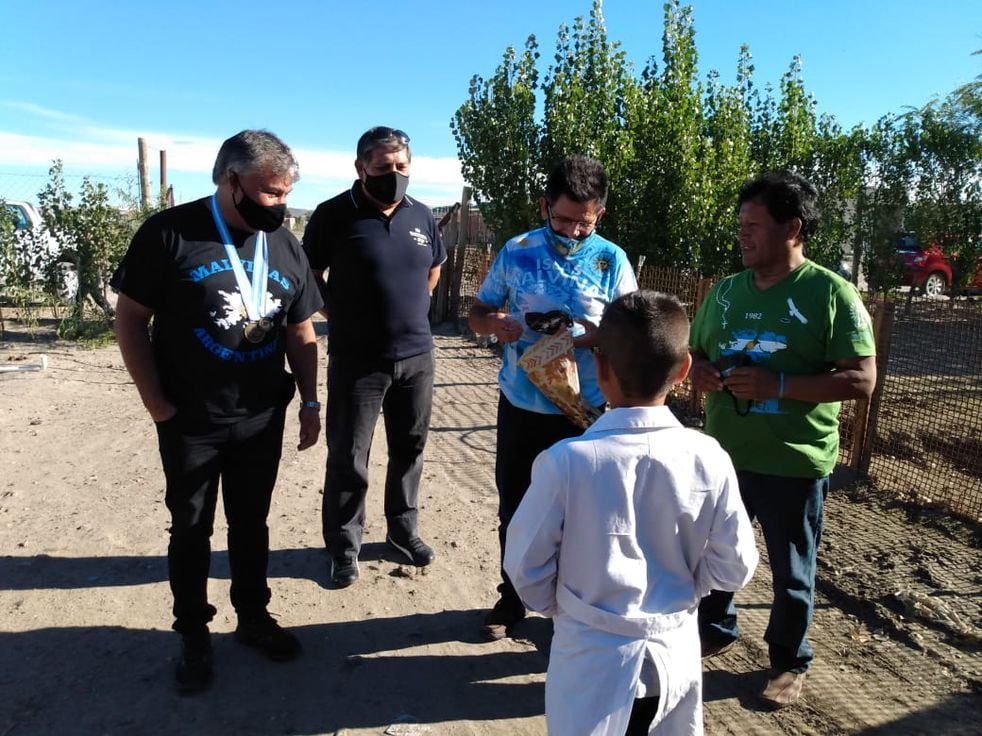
[303,126,446,587]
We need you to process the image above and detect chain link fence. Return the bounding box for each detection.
[435,243,982,523]
[862,298,982,521]
[1,170,134,205]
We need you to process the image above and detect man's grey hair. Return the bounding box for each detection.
[212,129,300,185]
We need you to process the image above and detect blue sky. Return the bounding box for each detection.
[1,0,979,210]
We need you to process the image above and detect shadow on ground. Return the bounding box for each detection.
[0,609,547,735]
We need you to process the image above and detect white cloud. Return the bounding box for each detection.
[3,101,90,125]
[0,105,467,209]
[0,131,134,168]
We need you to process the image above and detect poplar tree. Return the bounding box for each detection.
[451,1,980,296]
[451,37,542,244]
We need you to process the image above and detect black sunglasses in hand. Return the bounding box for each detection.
[717,352,753,417]
[525,310,574,335]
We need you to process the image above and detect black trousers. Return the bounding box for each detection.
[493,393,586,607]
[625,696,660,735]
[155,406,286,633]
[322,351,435,560]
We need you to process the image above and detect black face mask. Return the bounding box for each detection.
[363,171,409,205]
[233,178,286,232]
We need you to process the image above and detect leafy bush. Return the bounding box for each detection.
[2,160,155,339]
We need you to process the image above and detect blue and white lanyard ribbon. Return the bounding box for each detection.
[210,194,268,322]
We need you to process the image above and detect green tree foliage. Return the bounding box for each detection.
[451,37,542,244]
[622,0,708,270]
[2,160,158,339]
[539,0,637,242]
[695,47,754,274]
[37,161,134,334]
[904,94,982,290]
[857,115,912,295]
[856,77,982,295]
[0,192,78,326]
[452,2,982,295]
[746,56,864,273]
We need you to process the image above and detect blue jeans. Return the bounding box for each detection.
[322,351,435,560]
[698,470,829,673]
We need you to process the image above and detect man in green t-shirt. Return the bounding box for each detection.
[690,170,876,708]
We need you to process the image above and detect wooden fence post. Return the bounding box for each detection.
[433,203,459,323]
[858,299,896,474]
[688,277,715,416]
[138,138,151,210]
[159,150,168,205]
[448,186,471,323]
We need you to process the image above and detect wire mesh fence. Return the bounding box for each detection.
[1,170,135,205]
[862,297,982,521]
[436,243,982,523]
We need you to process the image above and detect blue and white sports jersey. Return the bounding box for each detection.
[476,226,637,413]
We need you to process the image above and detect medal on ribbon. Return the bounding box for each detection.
[210,194,271,343]
[243,317,273,343]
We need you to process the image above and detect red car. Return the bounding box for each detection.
[895,234,982,297]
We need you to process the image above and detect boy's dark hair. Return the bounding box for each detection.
[738,170,819,243]
[596,290,690,400]
[544,155,609,207]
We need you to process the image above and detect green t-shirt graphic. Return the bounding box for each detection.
[690,260,876,478]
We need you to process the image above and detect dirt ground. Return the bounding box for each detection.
[1,316,980,736]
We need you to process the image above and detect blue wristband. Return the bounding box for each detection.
[778,372,785,399]
[301,400,321,409]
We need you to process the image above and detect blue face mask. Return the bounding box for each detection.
[547,223,596,256]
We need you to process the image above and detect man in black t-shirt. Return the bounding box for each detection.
[303,126,446,588]
[112,130,323,694]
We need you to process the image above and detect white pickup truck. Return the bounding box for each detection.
[2,200,79,301]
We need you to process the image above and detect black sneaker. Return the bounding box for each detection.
[482,597,526,641]
[386,535,435,567]
[234,612,301,662]
[332,556,359,588]
[175,628,213,694]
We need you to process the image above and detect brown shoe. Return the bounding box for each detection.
[482,597,526,640]
[760,670,806,708]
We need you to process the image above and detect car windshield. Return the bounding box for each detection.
[4,205,30,231]
[894,234,920,252]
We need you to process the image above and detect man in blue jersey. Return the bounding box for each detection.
[469,155,638,639]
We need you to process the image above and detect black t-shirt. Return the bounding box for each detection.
[302,182,447,361]
[111,197,323,421]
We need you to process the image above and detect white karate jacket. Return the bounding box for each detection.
[504,406,759,735]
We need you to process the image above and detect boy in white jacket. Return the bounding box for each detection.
[504,290,759,735]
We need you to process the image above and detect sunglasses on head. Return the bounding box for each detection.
[357,126,410,158]
[525,310,573,335]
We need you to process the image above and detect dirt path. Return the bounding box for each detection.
[1,319,979,735]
